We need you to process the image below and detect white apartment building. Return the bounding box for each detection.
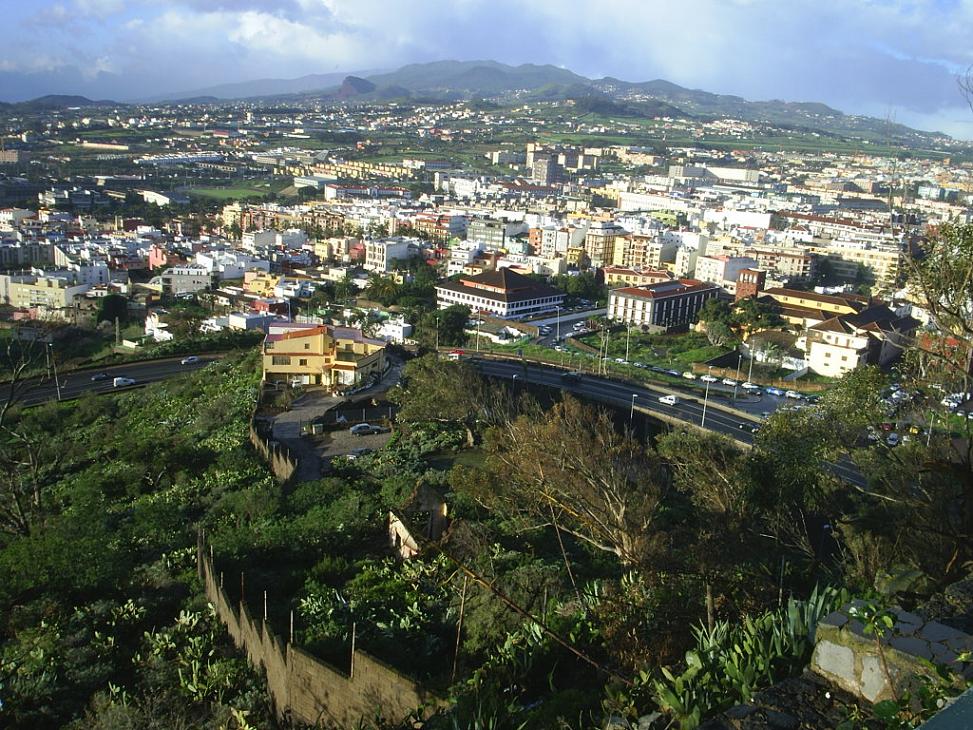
[608,279,721,332]
[363,237,417,273]
[694,255,759,295]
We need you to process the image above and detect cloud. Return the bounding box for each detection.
[2,0,973,137]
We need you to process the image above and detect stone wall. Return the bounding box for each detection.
[249,420,298,483]
[198,540,440,727]
[811,603,973,703]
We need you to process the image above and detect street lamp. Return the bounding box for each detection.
[737,352,743,381]
[625,324,632,364]
[701,366,712,428]
[555,305,561,343]
[630,393,638,423]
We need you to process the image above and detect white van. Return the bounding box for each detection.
[113,377,135,387]
[658,394,679,406]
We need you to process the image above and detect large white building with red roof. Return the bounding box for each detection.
[435,268,564,319]
[607,278,721,332]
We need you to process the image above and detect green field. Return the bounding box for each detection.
[187,185,271,200]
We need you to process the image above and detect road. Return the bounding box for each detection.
[2,356,222,407]
[472,357,866,487]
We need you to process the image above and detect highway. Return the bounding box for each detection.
[1,355,222,407]
[472,357,867,487]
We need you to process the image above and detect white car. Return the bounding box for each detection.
[741,382,759,390]
[113,377,136,387]
[700,374,718,383]
[658,394,679,406]
[682,372,697,380]
[181,355,200,365]
[784,390,803,399]
[722,378,738,387]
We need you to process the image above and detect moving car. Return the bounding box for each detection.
[90,372,109,382]
[658,394,679,406]
[181,355,200,365]
[350,423,386,436]
[113,377,136,387]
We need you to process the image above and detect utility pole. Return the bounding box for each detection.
[49,344,61,402]
[701,366,712,428]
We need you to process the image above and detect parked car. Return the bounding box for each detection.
[765,386,785,396]
[181,355,200,365]
[90,372,109,382]
[113,377,136,388]
[886,433,900,447]
[682,372,697,380]
[658,394,679,406]
[700,374,718,383]
[346,447,373,460]
[741,382,759,390]
[666,369,681,377]
[350,423,384,436]
[784,390,803,399]
[722,378,738,387]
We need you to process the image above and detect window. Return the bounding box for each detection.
[272,355,291,365]
[304,343,310,349]
[299,358,308,366]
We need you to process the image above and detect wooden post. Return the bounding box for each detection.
[350,622,357,679]
[451,575,469,683]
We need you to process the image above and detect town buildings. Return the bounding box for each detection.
[435,268,564,319]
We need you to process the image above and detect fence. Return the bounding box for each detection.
[198,537,441,728]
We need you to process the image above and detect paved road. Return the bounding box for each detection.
[472,358,865,487]
[1,356,222,407]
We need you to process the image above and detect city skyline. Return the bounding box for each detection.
[3,0,973,138]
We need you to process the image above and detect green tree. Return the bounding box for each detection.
[95,294,128,325]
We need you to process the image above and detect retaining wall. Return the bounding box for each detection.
[198,541,439,727]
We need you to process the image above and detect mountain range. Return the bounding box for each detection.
[0,60,949,144]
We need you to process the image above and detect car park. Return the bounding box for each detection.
[181,355,200,365]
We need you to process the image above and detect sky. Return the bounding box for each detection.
[2,0,973,138]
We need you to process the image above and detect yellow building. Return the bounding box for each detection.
[262,323,386,390]
[762,288,867,329]
[0,274,88,319]
[243,271,281,297]
[603,266,671,288]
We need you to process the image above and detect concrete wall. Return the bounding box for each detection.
[811,604,973,703]
[198,540,440,727]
